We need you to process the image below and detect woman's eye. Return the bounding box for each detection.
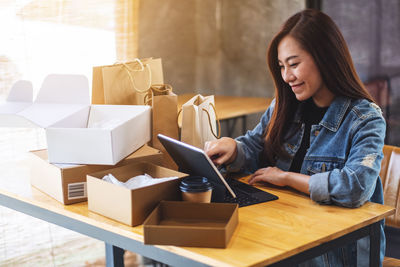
[290,63,299,67]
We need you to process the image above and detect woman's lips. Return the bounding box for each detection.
[291,82,304,93]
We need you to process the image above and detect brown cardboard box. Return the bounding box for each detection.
[143,201,238,248]
[30,145,162,205]
[87,162,187,226]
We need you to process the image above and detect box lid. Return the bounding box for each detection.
[0,74,90,128]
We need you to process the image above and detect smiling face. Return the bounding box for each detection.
[277,35,334,107]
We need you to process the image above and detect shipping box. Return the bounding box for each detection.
[30,145,162,204]
[143,201,238,248]
[0,74,151,165]
[87,162,187,226]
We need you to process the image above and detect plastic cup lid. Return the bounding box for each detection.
[179,176,213,193]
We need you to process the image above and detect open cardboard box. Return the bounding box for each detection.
[0,74,151,165]
[87,162,188,226]
[29,145,162,205]
[143,201,238,248]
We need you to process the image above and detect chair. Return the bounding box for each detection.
[380,145,400,266]
[364,78,390,120]
[364,78,391,143]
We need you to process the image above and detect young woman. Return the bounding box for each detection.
[205,9,386,267]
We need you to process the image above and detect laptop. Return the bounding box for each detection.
[157,134,278,207]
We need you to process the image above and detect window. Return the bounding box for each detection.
[0,1,138,264]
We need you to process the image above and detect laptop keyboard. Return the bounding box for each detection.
[223,179,278,207]
[223,192,261,207]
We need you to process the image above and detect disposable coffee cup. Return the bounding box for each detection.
[180,176,213,203]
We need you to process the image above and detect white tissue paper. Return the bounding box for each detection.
[102,173,179,190]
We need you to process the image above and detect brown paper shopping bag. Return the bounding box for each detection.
[92,58,163,105]
[145,84,179,170]
[180,94,221,149]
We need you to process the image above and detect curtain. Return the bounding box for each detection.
[0,1,139,265]
[115,0,139,61]
[0,0,138,98]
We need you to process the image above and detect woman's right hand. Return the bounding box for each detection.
[204,137,237,166]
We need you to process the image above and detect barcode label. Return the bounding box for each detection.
[68,182,87,200]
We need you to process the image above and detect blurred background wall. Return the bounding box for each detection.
[137,0,304,137]
[323,0,400,145]
[137,0,304,98]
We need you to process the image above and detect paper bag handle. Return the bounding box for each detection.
[202,103,221,139]
[177,102,221,139]
[144,84,172,105]
[118,58,152,93]
[177,108,183,128]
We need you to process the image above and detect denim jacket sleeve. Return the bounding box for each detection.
[309,102,386,208]
[226,99,276,174]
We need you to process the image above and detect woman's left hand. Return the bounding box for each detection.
[248,167,287,187]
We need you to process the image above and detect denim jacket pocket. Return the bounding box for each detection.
[306,160,345,175]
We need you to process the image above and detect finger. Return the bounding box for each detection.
[214,153,231,166]
[204,141,210,151]
[248,176,255,185]
[248,173,260,185]
[205,144,220,157]
[249,175,261,185]
[252,168,265,176]
[253,169,262,176]
[204,141,216,154]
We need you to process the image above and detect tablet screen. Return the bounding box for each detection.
[157,134,236,198]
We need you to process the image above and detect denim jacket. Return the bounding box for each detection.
[228,96,386,267]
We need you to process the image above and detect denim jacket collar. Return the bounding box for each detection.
[320,96,351,132]
[293,96,351,132]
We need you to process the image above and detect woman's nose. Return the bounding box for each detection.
[282,69,295,83]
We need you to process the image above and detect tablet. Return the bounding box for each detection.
[157,134,236,198]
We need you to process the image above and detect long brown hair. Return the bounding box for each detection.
[264,9,374,164]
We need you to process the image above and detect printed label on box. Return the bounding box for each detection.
[68,182,87,200]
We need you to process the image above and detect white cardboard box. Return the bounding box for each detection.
[0,74,151,165]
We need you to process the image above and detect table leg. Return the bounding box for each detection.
[105,243,125,267]
[369,222,380,266]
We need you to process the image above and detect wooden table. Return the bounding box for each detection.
[178,94,272,136]
[0,159,394,266]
